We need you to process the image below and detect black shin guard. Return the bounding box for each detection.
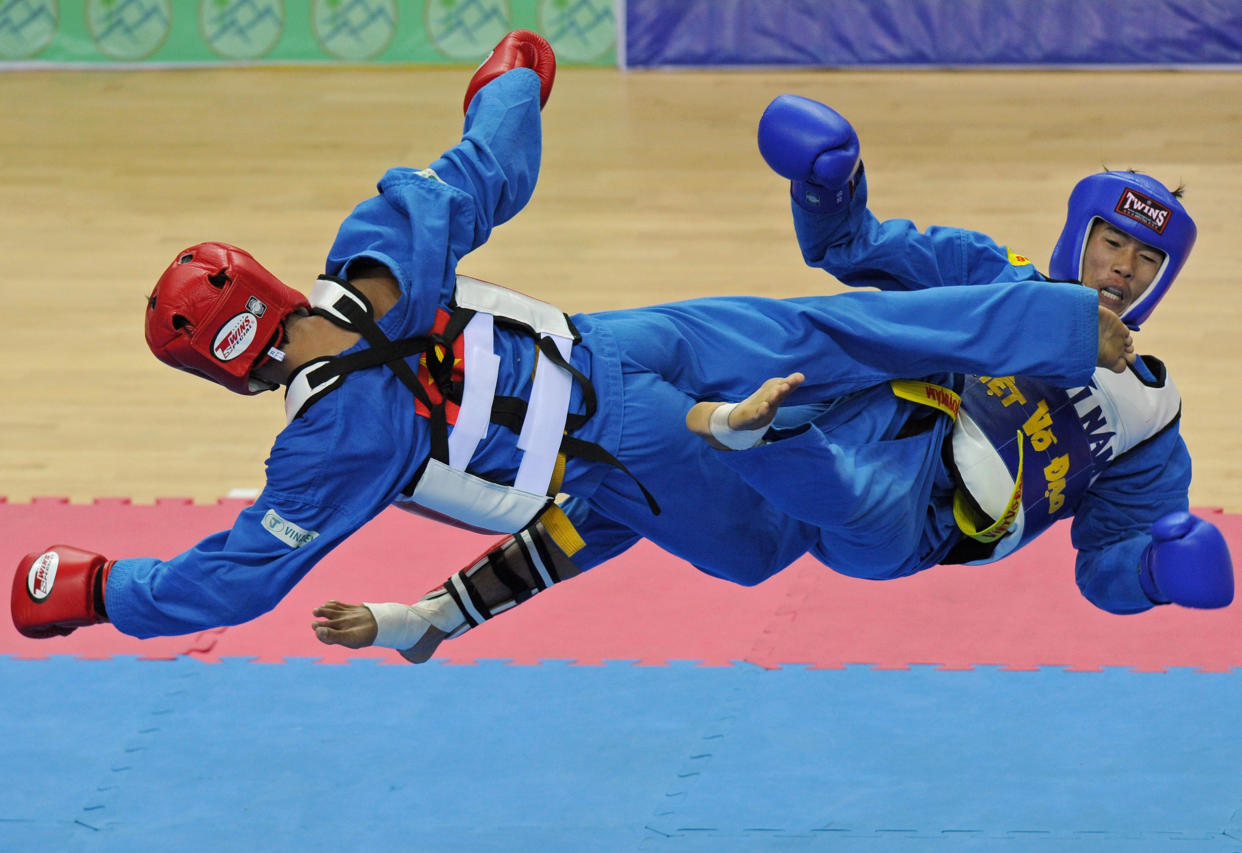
[439,525,562,629]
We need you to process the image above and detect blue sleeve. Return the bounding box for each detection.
[104,494,363,638]
[103,384,412,639]
[430,66,543,250]
[1070,424,1192,614]
[324,68,544,333]
[791,167,1045,291]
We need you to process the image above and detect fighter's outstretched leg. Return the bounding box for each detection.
[686,372,805,450]
[312,512,582,663]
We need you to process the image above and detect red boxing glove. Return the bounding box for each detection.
[463,29,556,114]
[11,545,113,638]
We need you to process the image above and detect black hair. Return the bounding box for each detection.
[1106,165,1186,199]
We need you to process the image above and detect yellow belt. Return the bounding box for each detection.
[889,380,1024,544]
[535,451,586,557]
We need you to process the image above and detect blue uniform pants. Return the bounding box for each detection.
[569,283,1097,583]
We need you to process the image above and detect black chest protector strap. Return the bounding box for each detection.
[305,321,455,460]
[293,275,660,523]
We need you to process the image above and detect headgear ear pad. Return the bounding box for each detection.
[145,242,310,394]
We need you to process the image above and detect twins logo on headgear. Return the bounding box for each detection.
[1049,171,1196,330]
[145,242,310,395]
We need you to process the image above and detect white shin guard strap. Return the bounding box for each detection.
[709,402,768,450]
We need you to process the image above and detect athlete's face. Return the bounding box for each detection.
[1080,221,1164,316]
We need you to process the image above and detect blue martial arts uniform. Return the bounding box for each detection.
[105,70,1120,639]
[768,165,1194,613]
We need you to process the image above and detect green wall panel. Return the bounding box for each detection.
[0,0,616,66]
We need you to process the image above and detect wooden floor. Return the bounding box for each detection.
[1,67,1239,508]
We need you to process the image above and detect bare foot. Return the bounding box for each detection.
[686,372,805,450]
[312,599,449,664]
[729,372,806,430]
[311,600,378,649]
[1097,306,1136,373]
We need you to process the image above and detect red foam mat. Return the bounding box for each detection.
[2,497,1239,669]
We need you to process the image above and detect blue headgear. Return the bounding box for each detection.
[1048,171,1196,329]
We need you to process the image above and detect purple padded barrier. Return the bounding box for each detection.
[624,0,1242,68]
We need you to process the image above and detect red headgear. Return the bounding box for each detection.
[145,243,310,395]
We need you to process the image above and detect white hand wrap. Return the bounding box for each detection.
[363,593,467,651]
[708,402,769,450]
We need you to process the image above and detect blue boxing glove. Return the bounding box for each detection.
[1137,512,1234,608]
[758,94,861,213]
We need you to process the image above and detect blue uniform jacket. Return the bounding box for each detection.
[787,167,1192,613]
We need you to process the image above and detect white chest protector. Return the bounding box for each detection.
[285,275,580,535]
[949,357,1181,564]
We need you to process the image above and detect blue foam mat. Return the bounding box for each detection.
[3,657,1241,851]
